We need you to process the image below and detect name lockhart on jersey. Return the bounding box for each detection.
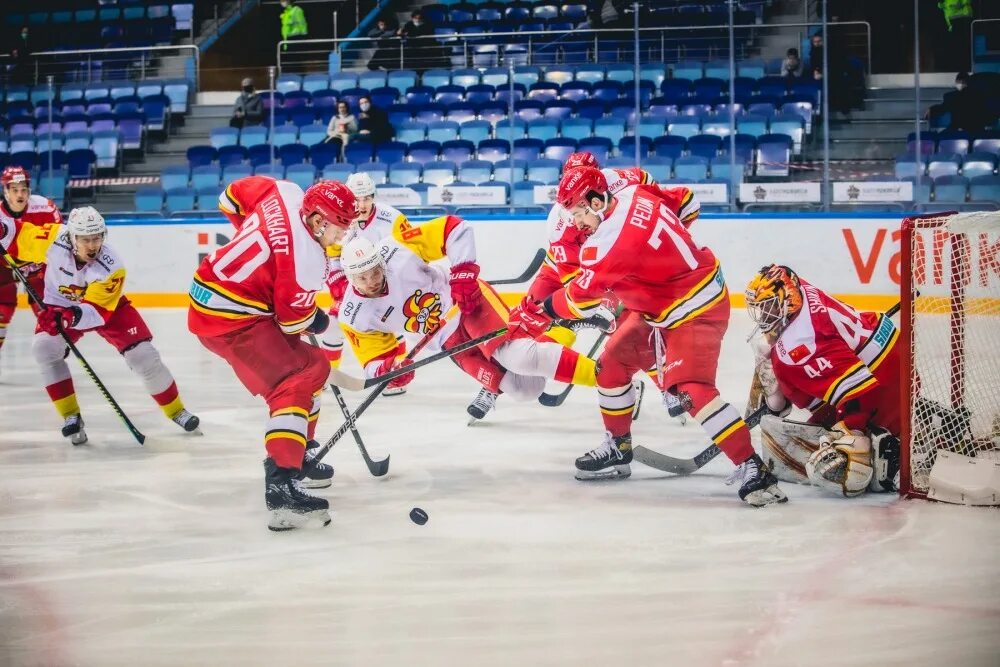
[261,196,290,255]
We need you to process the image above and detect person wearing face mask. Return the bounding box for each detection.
[326,101,358,148]
[230,78,264,129]
[356,96,394,144]
[397,11,439,70]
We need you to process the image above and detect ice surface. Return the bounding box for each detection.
[1,311,998,667]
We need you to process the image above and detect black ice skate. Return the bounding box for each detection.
[170,408,201,433]
[575,431,633,480]
[467,388,498,426]
[300,440,334,489]
[662,390,688,425]
[870,427,900,492]
[264,458,331,531]
[62,414,88,446]
[726,453,788,507]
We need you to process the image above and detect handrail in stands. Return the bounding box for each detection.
[29,44,201,90]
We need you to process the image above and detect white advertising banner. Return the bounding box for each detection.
[739,182,822,203]
[679,182,729,204]
[427,186,506,206]
[376,187,421,207]
[88,214,998,311]
[833,181,914,203]
[533,184,558,204]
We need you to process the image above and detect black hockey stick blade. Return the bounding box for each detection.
[537,331,608,407]
[633,404,769,475]
[331,383,389,476]
[488,248,545,285]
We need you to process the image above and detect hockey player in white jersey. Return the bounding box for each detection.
[335,215,598,419]
[31,207,199,444]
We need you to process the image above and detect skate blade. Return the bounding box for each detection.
[69,430,88,446]
[467,417,479,427]
[575,463,631,481]
[675,414,688,426]
[381,387,406,397]
[268,508,332,531]
[743,485,788,507]
[300,477,333,489]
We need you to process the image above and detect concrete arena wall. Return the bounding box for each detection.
[21,213,918,311]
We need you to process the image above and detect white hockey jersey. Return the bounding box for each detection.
[327,201,409,285]
[43,230,128,331]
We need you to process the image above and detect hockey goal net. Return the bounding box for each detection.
[900,212,1000,498]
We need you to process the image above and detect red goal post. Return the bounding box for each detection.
[899,212,1000,499]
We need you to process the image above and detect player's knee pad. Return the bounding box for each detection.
[123,340,176,391]
[498,372,545,402]
[31,332,69,365]
[759,414,827,485]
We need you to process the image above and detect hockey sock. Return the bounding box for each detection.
[598,383,635,437]
[45,378,81,419]
[553,347,596,386]
[691,394,754,464]
[541,324,576,348]
[265,406,310,469]
[493,339,596,386]
[321,324,344,369]
[123,342,184,417]
[151,381,185,419]
[307,390,321,440]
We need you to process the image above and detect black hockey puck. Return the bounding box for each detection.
[409,507,428,525]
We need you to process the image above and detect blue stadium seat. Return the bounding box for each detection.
[961,152,997,179]
[247,145,274,167]
[356,161,389,184]
[458,159,493,185]
[134,187,164,213]
[526,118,560,142]
[276,74,302,94]
[594,117,626,145]
[423,161,457,186]
[358,71,388,90]
[239,126,268,148]
[38,169,68,208]
[653,135,686,160]
[674,155,709,181]
[668,117,701,139]
[309,142,341,169]
[330,72,359,90]
[388,161,422,186]
[478,139,511,163]
[322,164,354,182]
[344,141,375,165]
[375,141,407,165]
[191,165,221,190]
[210,127,240,149]
[445,103,477,124]
[936,131,970,156]
[928,153,963,180]
[427,120,460,143]
[91,131,120,169]
[578,137,611,163]
[969,174,1000,201]
[65,149,96,179]
[543,138,576,162]
[254,164,285,179]
[441,139,475,163]
[672,62,703,80]
[512,66,542,88]
[298,124,327,147]
[278,143,309,167]
[460,120,492,144]
[709,156,743,182]
[512,138,544,161]
[271,126,299,148]
[495,119,528,142]
[388,70,419,91]
[422,69,452,89]
[526,158,561,184]
[196,186,221,211]
[164,187,196,213]
[285,163,318,190]
[452,68,481,88]
[617,136,652,157]
[971,134,1000,156]
[302,74,330,94]
[933,175,968,202]
[222,164,253,184]
[736,114,768,139]
[415,104,446,124]
[434,85,465,106]
[407,140,441,165]
[161,165,190,191]
[756,135,793,177]
[162,81,190,114]
[688,134,723,159]
[769,113,805,152]
[494,159,526,183]
[643,156,673,182]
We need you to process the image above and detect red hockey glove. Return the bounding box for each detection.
[449,261,482,314]
[376,357,415,389]
[38,305,81,336]
[505,296,552,341]
[327,275,348,317]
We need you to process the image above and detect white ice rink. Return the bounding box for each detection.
[0,310,998,667]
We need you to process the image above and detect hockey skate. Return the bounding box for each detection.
[170,408,201,433]
[662,390,688,425]
[575,431,632,480]
[467,388,498,426]
[870,427,900,492]
[264,458,331,531]
[62,414,88,446]
[300,440,334,489]
[726,453,788,507]
[381,385,406,397]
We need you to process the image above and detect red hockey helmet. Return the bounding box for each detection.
[565,151,599,170]
[301,181,357,229]
[1,166,30,188]
[556,166,608,211]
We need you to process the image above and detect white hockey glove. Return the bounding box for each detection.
[806,421,874,497]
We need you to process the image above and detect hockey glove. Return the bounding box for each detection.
[305,308,330,335]
[376,357,415,389]
[38,305,81,336]
[327,274,349,317]
[449,261,482,314]
[505,296,552,341]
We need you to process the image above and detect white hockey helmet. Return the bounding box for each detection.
[341,237,385,280]
[67,206,107,239]
[346,172,376,199]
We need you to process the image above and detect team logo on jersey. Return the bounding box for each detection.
[58,284,85,302]
[401,289,441,334]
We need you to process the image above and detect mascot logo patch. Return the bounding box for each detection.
[58,284,85,302]
[402,289,442,334]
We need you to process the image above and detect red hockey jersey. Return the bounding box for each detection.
[770,280,900,432]
[189,180,327,337]
[548,184,726,329]
[0,195,64,272]
[217,175,279,228]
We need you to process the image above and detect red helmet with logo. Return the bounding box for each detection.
[1,166,30,188]
[556,166,608,211]
[301,181,357,229]
[565,151,598,170]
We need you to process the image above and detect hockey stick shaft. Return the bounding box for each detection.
[306,332,382,474]
[635,299,904,475]
[487,248,546,285]
[362,326,507,388]
[1,250,146,445]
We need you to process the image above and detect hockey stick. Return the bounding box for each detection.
[538,331,608,407]
[1,249,146,445]
[306,332,380,474]
[634,300,905,475]
[361,326,507,388]
[487,248,545,285]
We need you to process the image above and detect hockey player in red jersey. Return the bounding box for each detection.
[0,166,63,366]
[217,174,278,228]
[507,167,787,506]
[189,180,358,531]
[745,265,901,496]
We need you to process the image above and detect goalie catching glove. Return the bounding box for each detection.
[805,421,874,497]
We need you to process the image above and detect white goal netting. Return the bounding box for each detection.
[902,212,1000,497]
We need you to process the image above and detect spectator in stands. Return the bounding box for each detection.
[933,71,998,132]
[230,78,264,129]
[10,26,32,85]
[809,32,856,116]
[397,11,439,71]
[357,96,394,144]
[279,0,308,49]
[782,48,801,80]
[327,101,358,147]
[367,18,396,71]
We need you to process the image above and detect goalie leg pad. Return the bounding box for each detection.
[759,415,827,485]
